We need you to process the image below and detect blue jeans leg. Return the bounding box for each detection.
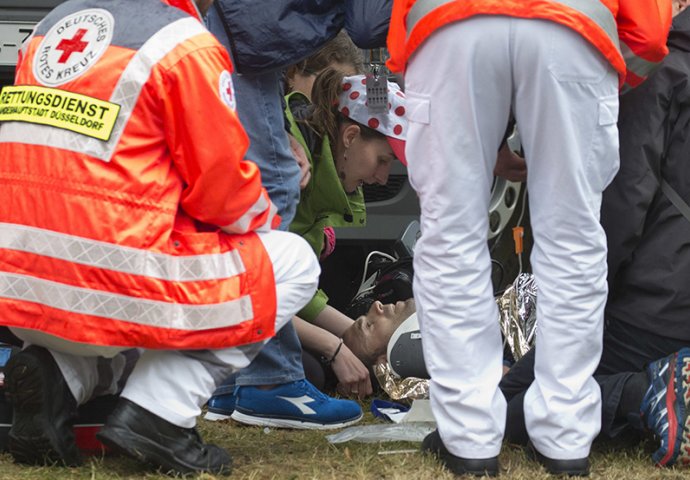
[213,321,305,394]
[206,8,301,227]
[206,10,305,391]
[236,321,305,387]
[230,73,305,387]
[231,70,301,229]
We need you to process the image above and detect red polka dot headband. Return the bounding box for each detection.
[338,75,408,166]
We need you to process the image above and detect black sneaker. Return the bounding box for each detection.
[421,429,499,476]
[4,345,81,466]
[527,442,590,476]
[97,398,232,476]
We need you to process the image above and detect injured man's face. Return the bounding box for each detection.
[342,299,416,366]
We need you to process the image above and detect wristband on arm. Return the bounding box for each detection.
[320,338,343,366]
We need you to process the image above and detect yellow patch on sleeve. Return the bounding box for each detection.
[0,85,120,141]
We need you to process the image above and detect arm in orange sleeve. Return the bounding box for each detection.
[161,40,280,233]
[618,0,673,90]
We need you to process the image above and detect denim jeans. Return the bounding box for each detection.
[206,9,305,391]
[205,9,301,229]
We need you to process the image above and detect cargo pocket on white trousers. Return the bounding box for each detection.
[405,91,441,219]
[586,94,620,199]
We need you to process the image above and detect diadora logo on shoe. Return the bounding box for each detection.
[277,395,317,415]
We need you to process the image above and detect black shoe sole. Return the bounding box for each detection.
[422,430,499,476]
[97,424,232,476]
[5,348,81,466]
[527,442,590,476]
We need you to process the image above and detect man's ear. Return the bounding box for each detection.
[342,124,360,149]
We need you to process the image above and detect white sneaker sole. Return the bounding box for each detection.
[203,411,233,422]
[230,411,363,430]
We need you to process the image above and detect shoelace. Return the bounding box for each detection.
[294,379,329,402]
[645,362,671,434]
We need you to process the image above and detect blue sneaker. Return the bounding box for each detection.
[204,393,236,421]
[230,380,362,429]
[640,348,690,467]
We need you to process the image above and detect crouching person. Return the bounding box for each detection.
[0,0,319,475]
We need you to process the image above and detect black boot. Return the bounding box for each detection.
[97,398,232,476]
[422,429,499,476]
[4,345,81,466]
[528,442,590,476]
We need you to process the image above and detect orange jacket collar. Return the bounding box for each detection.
[161,0,201,20]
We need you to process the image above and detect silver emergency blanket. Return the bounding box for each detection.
[497,273,537,360]
[374,362,429,400]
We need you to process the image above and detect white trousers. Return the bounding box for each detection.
[406,17,619,460]
[11,230,319,428]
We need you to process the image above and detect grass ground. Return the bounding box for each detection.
[0,410,686,480]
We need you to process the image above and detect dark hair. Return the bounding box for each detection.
[307,68,384,146]
[285,31,365,91]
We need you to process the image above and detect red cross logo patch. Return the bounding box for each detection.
[56,28,89,64]
[219,70,236,110]
[33,9,114,87]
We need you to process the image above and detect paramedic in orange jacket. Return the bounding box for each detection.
[0,0,319,475]
[387,0,672,476]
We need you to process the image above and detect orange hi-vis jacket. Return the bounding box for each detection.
[0,0,281,350]
[387,0,673,90]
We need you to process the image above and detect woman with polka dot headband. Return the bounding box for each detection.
[285,68,407,398]
[305,70,407,192]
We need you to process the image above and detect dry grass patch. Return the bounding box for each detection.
[0,412,685,479]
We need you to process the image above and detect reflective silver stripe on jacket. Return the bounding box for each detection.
[406,0,620,52]
[0,17,206,161]
[0,272,253,330]
[0,222,245,282]
[222,192,273,235]
[620,42,659,80]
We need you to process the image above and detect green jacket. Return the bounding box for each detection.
[285,92,366,321]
